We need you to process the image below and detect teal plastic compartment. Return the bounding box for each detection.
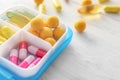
[0,6,73,80]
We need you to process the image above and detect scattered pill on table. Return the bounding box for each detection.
[78,0,102,15]
[78,5,93,14]
[34,0,44,6]
[78,0,94,14]
[38,4,46,14]
[81,0,92,6]
[104,5,120,13]
[74,20,86,33]
[52,0,62,12]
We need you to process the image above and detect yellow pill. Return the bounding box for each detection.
[34,0,44,6]
[0,36,7,44]
[28,27,39,37]
[78,5,93,14]
[30,17,45,31]
[78,7,88,14]
[45,16,59,28]
[38,4,46,14]
[45,37,56,46]
[74,20,86,33]
[0,26,15,39]
[89,5,101,14]
[53,27,65,40]
[39,27,53,39]
[81,0,92,6]
[98,0,109,3]
[104,5,120,13]
[52,0,62,12]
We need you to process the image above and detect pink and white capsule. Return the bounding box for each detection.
[19,41,28,60]
[28,45,47,58]
[9,49,18,65]
[28,57,41,68]
[19,55,35,68]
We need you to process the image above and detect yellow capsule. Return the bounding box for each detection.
[52,0,62,12]
[0,26,15,39]
[7,11,30,28]
[104,5,120,13]
[98,0,109,3]
[74,20,86,33]
[38,4,46,14]
[34,0,44,6]
[0,36,7,44]
[45,37,56,46]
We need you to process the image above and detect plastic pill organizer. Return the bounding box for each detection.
[0,6,73,80]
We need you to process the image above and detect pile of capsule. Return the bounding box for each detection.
[0,26,15,44]
[28,16,65,46]
[9,41,47,68]
[1,9,35,28]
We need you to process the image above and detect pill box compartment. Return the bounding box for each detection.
[0,19,19,44]
[0,30,52,77]
[0,6,38,28]
[24,14,67,47]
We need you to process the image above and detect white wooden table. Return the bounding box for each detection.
[0,0,120,80]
